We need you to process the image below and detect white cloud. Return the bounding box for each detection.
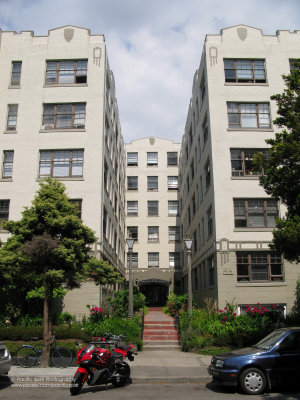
[0,0,299,143]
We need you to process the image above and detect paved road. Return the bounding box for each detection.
[1,376,300,400]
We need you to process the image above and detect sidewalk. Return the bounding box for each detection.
[8,348,212,384]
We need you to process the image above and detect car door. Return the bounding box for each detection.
[271,331,300,382]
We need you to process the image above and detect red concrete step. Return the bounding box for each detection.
[143,334,179,340]
[143,325,176,330]
[144,328,177,335]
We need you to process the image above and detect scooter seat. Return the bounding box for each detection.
[111,352,123,358]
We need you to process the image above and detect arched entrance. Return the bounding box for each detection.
[138,279,170,307]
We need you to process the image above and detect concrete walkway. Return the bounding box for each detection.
[9,349,212,384]
[8,309,212,384]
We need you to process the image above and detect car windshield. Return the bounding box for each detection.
[253,330,285,350]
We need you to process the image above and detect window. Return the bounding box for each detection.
[127,176,138,190]
[69,199,82,219]
[127,201,138,216]
[208,257,215,286]
[200,75,206,100]
[207,208,213,237]
[204,160,211,189]
[167,152,178,165]
[39,150,83,178]
[168,176,178,190]
[231,149,269,176]
[227,103,271,129]
[168,226,180,242]
[42,103,86,129]
[7,105,18,131]
[0,200,9,225]
[202,116,208,144]
[148,226,159,242]
[147,152,158,166]
[127,226,138,241]
[45,60,87,84]
[224,59,266,83]
[11,62,22,85]
[148,252,159,268]
[103,209,107,237]
[237,252,283,282]
[168,200,179,216]
[127,152,138,166]
[2,151,14,178]
[127,252,138,269]
[234,199,278,228]
[169,252,180,269]
[147,176,158,191]
[148,201,158,216]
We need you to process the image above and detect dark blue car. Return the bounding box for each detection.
[208,327,300,395]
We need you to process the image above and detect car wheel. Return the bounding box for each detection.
[239,367,266,395]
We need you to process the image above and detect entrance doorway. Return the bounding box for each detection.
[139,281,169,307]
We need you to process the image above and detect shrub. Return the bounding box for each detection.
[107,288,146,317]
[165,292,188,317]
[82,315,143,350]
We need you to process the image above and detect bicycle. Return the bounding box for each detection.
[16,332,73,368]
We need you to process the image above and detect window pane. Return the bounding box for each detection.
[74,104,86,127]
[128,176,138,189]
[58,61,75,84]
[39,151,51,176]
[71,150,83,176]
[56,104,73,128]
[248,199,264,227]
[11,62,22,85]
[3,151,14,177]
[53,151,69,176]
[236,60,253,80]
[46,62,57,84]
[127,152,138,166]
[240,104,257,128]
[167,152,178,165]
[0,200,10,222]
[267,199,278,227]
[7,105,18,130]
[148,176,158,190]
[168,176,178,189]
[147,152,158,165]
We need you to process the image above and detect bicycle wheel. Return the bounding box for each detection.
[16,346,37,368]
[51,347,73,368]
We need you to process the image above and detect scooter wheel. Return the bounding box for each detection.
[70,372,85,395]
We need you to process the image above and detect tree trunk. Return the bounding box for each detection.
[41,279,51,368]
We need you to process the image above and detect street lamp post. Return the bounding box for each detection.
[126,238,135,319]
[184,236,193,315]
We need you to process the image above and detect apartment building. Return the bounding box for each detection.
[0,26,126,318]
[179,25,300,313]
[125,137,181,306]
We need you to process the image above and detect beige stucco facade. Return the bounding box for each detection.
[125,137,181,305]
[179,25,300,313]
[0,26,126,319]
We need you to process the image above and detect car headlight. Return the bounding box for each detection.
[215,360,224,368]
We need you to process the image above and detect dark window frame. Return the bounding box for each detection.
[45,60,87,85]
[2,151,14,178]
[231,148,269,177]
[227,102,271,129]
[224,59,266,83]
[39,149,84,178]
[11,61,22,86]
[234,198,278,228]
[0,199,10,225]
[237,251,283,282]
[42,103,86,130]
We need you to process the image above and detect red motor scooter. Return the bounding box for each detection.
[70,334,136,396]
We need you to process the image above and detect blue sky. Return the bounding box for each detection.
[0,0,299,143]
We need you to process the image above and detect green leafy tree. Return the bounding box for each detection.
[107,287,146,317]
[253,60,300,263]
[0,178,122,366]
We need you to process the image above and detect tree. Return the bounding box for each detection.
[0,178,122,366]
[253,60,300,263]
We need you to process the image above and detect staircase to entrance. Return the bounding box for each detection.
[142,307,180,351]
